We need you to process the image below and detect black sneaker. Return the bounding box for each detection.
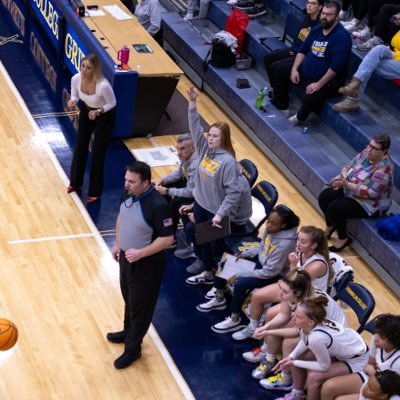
[235,0,254,10]
[114,350,141,369]
[106,330,126,343]
[246,5,267,17]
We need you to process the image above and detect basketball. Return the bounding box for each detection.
[0,318,18,351]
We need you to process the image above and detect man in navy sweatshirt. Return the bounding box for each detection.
[278,1,352,124]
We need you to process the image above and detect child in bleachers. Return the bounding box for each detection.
[321,313,400,400]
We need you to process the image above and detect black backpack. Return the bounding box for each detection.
[204,37,237,70]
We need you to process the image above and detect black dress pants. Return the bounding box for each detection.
[264,48,295,110]
[119,250,166,355]
[70,105,116,197]
[318,187,378,239]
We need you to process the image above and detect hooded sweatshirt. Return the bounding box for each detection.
[188,103,252,224]
[239,226,297,279]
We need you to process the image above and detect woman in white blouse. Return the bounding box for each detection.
[67,54,117,203]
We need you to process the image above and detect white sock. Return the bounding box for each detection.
[292,388,304,396]
[249,318,259,330]
[261,342,268,352]
[265,352,276,362]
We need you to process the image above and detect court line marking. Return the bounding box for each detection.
[0,61,194,400]
[9,233,95,244]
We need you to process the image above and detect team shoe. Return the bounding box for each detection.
[205,286,228,299]
[251,357,277,379]
[260,373,293,391]
[232,324,255,341]
[114,350,141,369]
[242,346,266,363]
[211,316,242,333]
[275,392,305,400]
[106,330,126,343]
[332,98,360,113]
[196,297,227,312]
[186,271,213,285]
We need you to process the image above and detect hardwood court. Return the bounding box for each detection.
[0,63,190,399]
[0,64,398,400]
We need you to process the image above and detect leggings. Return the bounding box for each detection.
[318,187,378,239]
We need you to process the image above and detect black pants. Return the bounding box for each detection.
[296,75,341,121]
[318,187,378,239]
[69,105,116,197]
[119,250,166,354]
[264,48,295,110]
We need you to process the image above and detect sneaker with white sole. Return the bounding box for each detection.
[205,286,228,299]
[186,271,214,285]
[183,13,194,21]
[275,392,305,400]
[352,26,371,40]
[260,373,293,391]
[338,10,348,20]
[252,357,277,379]
[196,297,227,312]
[344,21,361,32]
[186,259,205,274]
[356,35,384,51]
[211,316,242,333]
[232,324,255,341]
[288,114,299,125]
[242,346,266,363]
[227,0,237,4]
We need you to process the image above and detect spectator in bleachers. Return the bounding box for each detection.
[195,205,299,332]
[266,296,368,400]
[232,225,333,341]
[356,4,400,50]
[185,86,252,286]
[134,0,161,38]
[154,134,198,229]
[318,134,394,252]
[333,15,400,112]
[264,0,324,114]
[286,1,352,125]
[321,313,400,400]
[184,0,210,20]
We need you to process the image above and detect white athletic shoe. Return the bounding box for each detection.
[196,297,227,312]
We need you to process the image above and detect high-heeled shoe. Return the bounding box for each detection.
[87,196,99,204]
[67,186,76,194]
[328,237,353,252]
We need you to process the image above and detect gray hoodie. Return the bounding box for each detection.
[239,226,298,279]
[188,104,252,224]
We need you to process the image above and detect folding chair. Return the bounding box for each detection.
[224,180,278,254]
[239,159,258,188]
[335,282,376,332]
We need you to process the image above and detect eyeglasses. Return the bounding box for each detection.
[320,11,337,17]
[307,1,319,5]
[367,143,384,151]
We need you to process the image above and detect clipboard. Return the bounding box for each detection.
[195,216,231,245]
[216,253,256,280]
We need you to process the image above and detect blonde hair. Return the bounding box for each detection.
[299,226,334,283]
[82,54,104,82]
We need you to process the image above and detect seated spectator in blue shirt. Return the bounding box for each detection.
[272,1,352,125]
[265,0,324,114]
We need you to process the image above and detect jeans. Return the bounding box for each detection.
[354,45,400,97]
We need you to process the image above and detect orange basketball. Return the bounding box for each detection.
[0,318,18,351]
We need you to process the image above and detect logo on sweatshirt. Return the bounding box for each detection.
[199,157,220,177]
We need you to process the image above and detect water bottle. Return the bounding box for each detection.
[302,127,309,136]
[255,89,264,109]
[262,86,269,108]
[117,45,130,65]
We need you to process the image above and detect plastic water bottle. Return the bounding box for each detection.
[302,127,309,136]
[262,86,269,108]
[255,89,264,109]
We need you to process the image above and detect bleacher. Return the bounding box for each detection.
[161,0,400,294]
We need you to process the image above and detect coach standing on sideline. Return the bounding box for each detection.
[107,161,175,369]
